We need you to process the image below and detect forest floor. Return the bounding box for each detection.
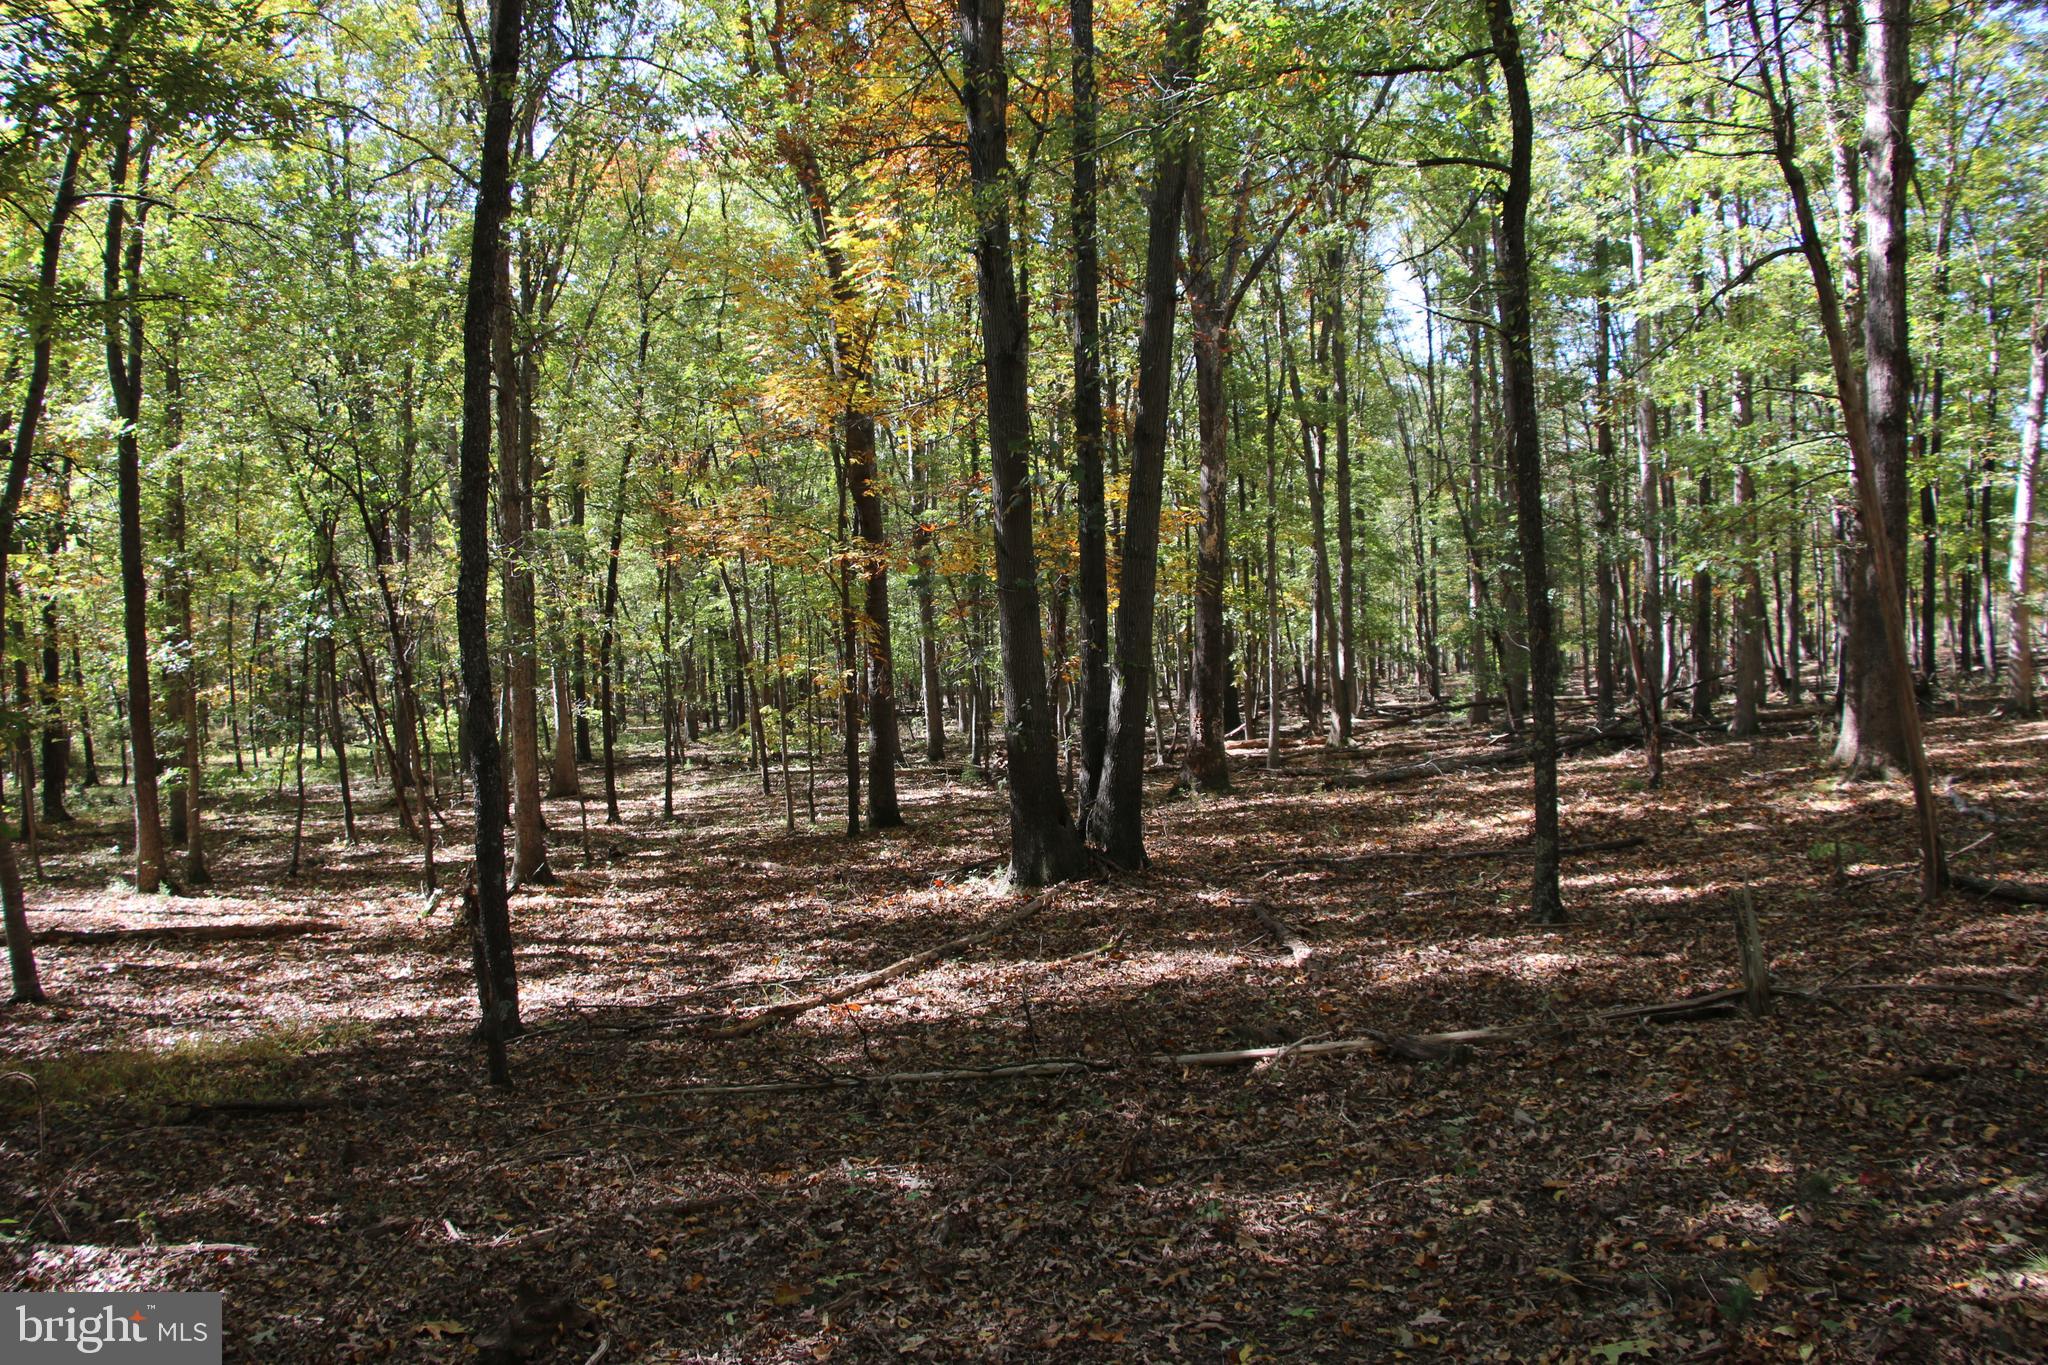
[3,695,2046,1363]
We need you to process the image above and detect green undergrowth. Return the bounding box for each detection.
[0,1020,370,1116]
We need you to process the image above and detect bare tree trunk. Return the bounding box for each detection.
[961,0,1093,883]
[105,121,165,894]
[1745,0,1944,898]
[457,0,527,1082]
[496,247,550,885]
[1069,0,1108,812]
[1832,0,1915,775]
[1181,147,1231,794]
[1082,0,1205,870]
[911,438,947,762]
[1732,378,1768,737]
[2006,270,2044,716]
[1488,0,1562,925]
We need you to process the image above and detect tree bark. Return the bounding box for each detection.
[496,246,551,884]
[105,121,166,895]
[1081,0,1205,869]
[1487,0,1563,925]
[1833,0,1915,775]
[1069,0,1109,814]
[959,0,1091,885]
[457,0,527,1082]
[1745,0,1944,899]
[2007,269,2044,716]
[1181,146,1230,794]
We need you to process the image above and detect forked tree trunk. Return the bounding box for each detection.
[1745,0,1943,899]
[1080,0,1205,870]
[960,0,1091,884]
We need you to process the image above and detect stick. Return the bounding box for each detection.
[41,1242,259,1256]
[704,891,1058,1039]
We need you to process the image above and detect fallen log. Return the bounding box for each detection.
[703,892,1058,1039]
[1948,870,2048,906]
[35,920,339,947]
[170,1097,349,1123]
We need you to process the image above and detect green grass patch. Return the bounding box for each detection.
[0,1020,370,1115]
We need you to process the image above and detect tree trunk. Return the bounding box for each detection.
[2007,270,2045,716]
[1180,147,1230,794]
[1080,0,1204,870]
[1488,0,1563,925]
[1745,0,1944,899]
[846,411,902,827]
[1069,0,1109,813]
[911,439,947,762]
[1592,241,1619,722]
[959,0,1091,884]
[456,0,527,1083]
[1832,0,1916,776]
[105,121,166,895]
[1732,379,1768,736]
[496,247,550,884]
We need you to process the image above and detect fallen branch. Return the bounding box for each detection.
[563,1027,1528,1106]
[559,973,2032,1106]
[703,892,1058,1039]
[1257,836,1640,875]
[1246,901,1313,965]
[1038,930,1127,970]
[35,920,339,947]
[40,1242,259,1257]
[1600,986,1750,1023]
[1827,981,2028,1005]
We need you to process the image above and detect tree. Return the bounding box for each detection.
[1485,0,1561,925]
[956,0,1088,886]
[2009,266,2044,715]
[457,0,528,1084]
[1085,0,1205,869]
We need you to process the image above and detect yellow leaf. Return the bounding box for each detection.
[416,1320,468,1340]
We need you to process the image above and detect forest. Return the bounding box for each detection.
[2,0,2045,1359]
